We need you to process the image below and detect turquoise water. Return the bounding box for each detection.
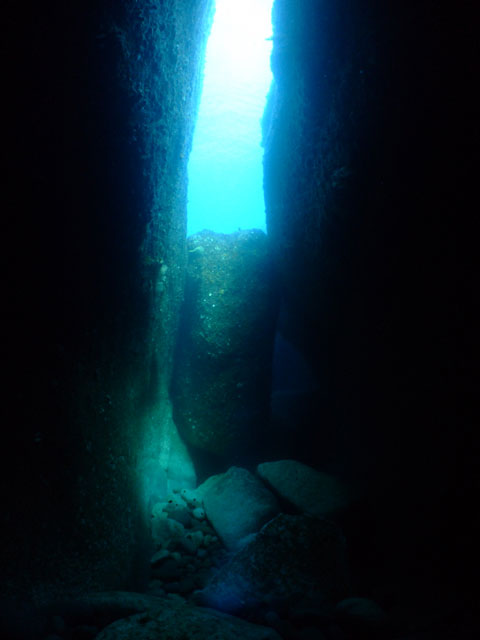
[187,0,273,236]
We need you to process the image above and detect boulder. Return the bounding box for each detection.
[171,229,279,459]
[197,514,350,615]
[95,599,281,640]
[197,467,280,549]
[40,592,165,633]
[335,597,389,637]
[257,460,350,518]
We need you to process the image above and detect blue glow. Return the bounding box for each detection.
[187,0,273,236]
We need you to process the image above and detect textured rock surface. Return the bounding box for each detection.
[335,597,389,637]
[197,467,280,550]
[262,0,479,602]
[198,514,350,615]
[41,592,165,630]
[95,599,281,640]
[257,460,350,518]
[147,487,224,598]
[39,592,280,640]
[1,0,214,603]
[171,230,279,460]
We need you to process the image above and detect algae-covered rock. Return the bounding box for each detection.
[197,467,280,549]
[171,230,279,458]
[257,460,350,519]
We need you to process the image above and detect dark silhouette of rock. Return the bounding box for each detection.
[95,598,281,639]
[257,460,350,519]
[197,514,350,615]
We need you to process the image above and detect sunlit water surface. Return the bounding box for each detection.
[187,0,273,236]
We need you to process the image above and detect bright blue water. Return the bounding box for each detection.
[187,0,273,236]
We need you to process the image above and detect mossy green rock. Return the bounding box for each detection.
[171,230,279,458]
[257,460,350,519]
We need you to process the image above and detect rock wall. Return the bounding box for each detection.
[1,0,213,603]
[263,0,478,591]
[171,231,279,469]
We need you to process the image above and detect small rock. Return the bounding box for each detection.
[179,488,202,508]
[150,549,170,565]
[335,597,389,636]
[194,570,212,589]
[151,512,170,544]
[70,624,99,639]
[151,502,167,518]
[164,576,196,594]
[264,610,283,631]
[166,518,185,537]
[152,558,183,581]
[325,623,346,639]
[51,615,66,634]
[193,507,205,520]
[168,507,192,527]
[291,627,326,640]
[191,530,204,547]
[179,535,196,555]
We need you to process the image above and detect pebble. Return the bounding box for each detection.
[179,535,196,555]
[152,558,183,580]
[52,616,66,634]
[149,484,225,600]
[151,549,170,565]
[164,576,196,594]
[70,625,99,639]
[168,506,192,527]
[180,488,202,508]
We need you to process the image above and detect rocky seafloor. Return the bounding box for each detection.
[21,460,475,640]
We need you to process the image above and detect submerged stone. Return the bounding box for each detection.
[171,229,279,459]
[197,467,280,549]
[94,598,281,640]
[197,514,350,615]
[257,460,350,519]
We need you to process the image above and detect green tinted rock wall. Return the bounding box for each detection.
[2,0,213,603]
[172,231,279,466]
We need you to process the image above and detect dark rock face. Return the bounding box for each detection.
[263,0,479,598]
[2,0,214,603]
[94,599,281,640]
[37,592,281,640]
[171,230,279,460]
[198,514,350,616]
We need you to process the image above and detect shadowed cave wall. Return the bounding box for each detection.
[1,0,478,620]
[2,0,214,602]
[263,0,479,595]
